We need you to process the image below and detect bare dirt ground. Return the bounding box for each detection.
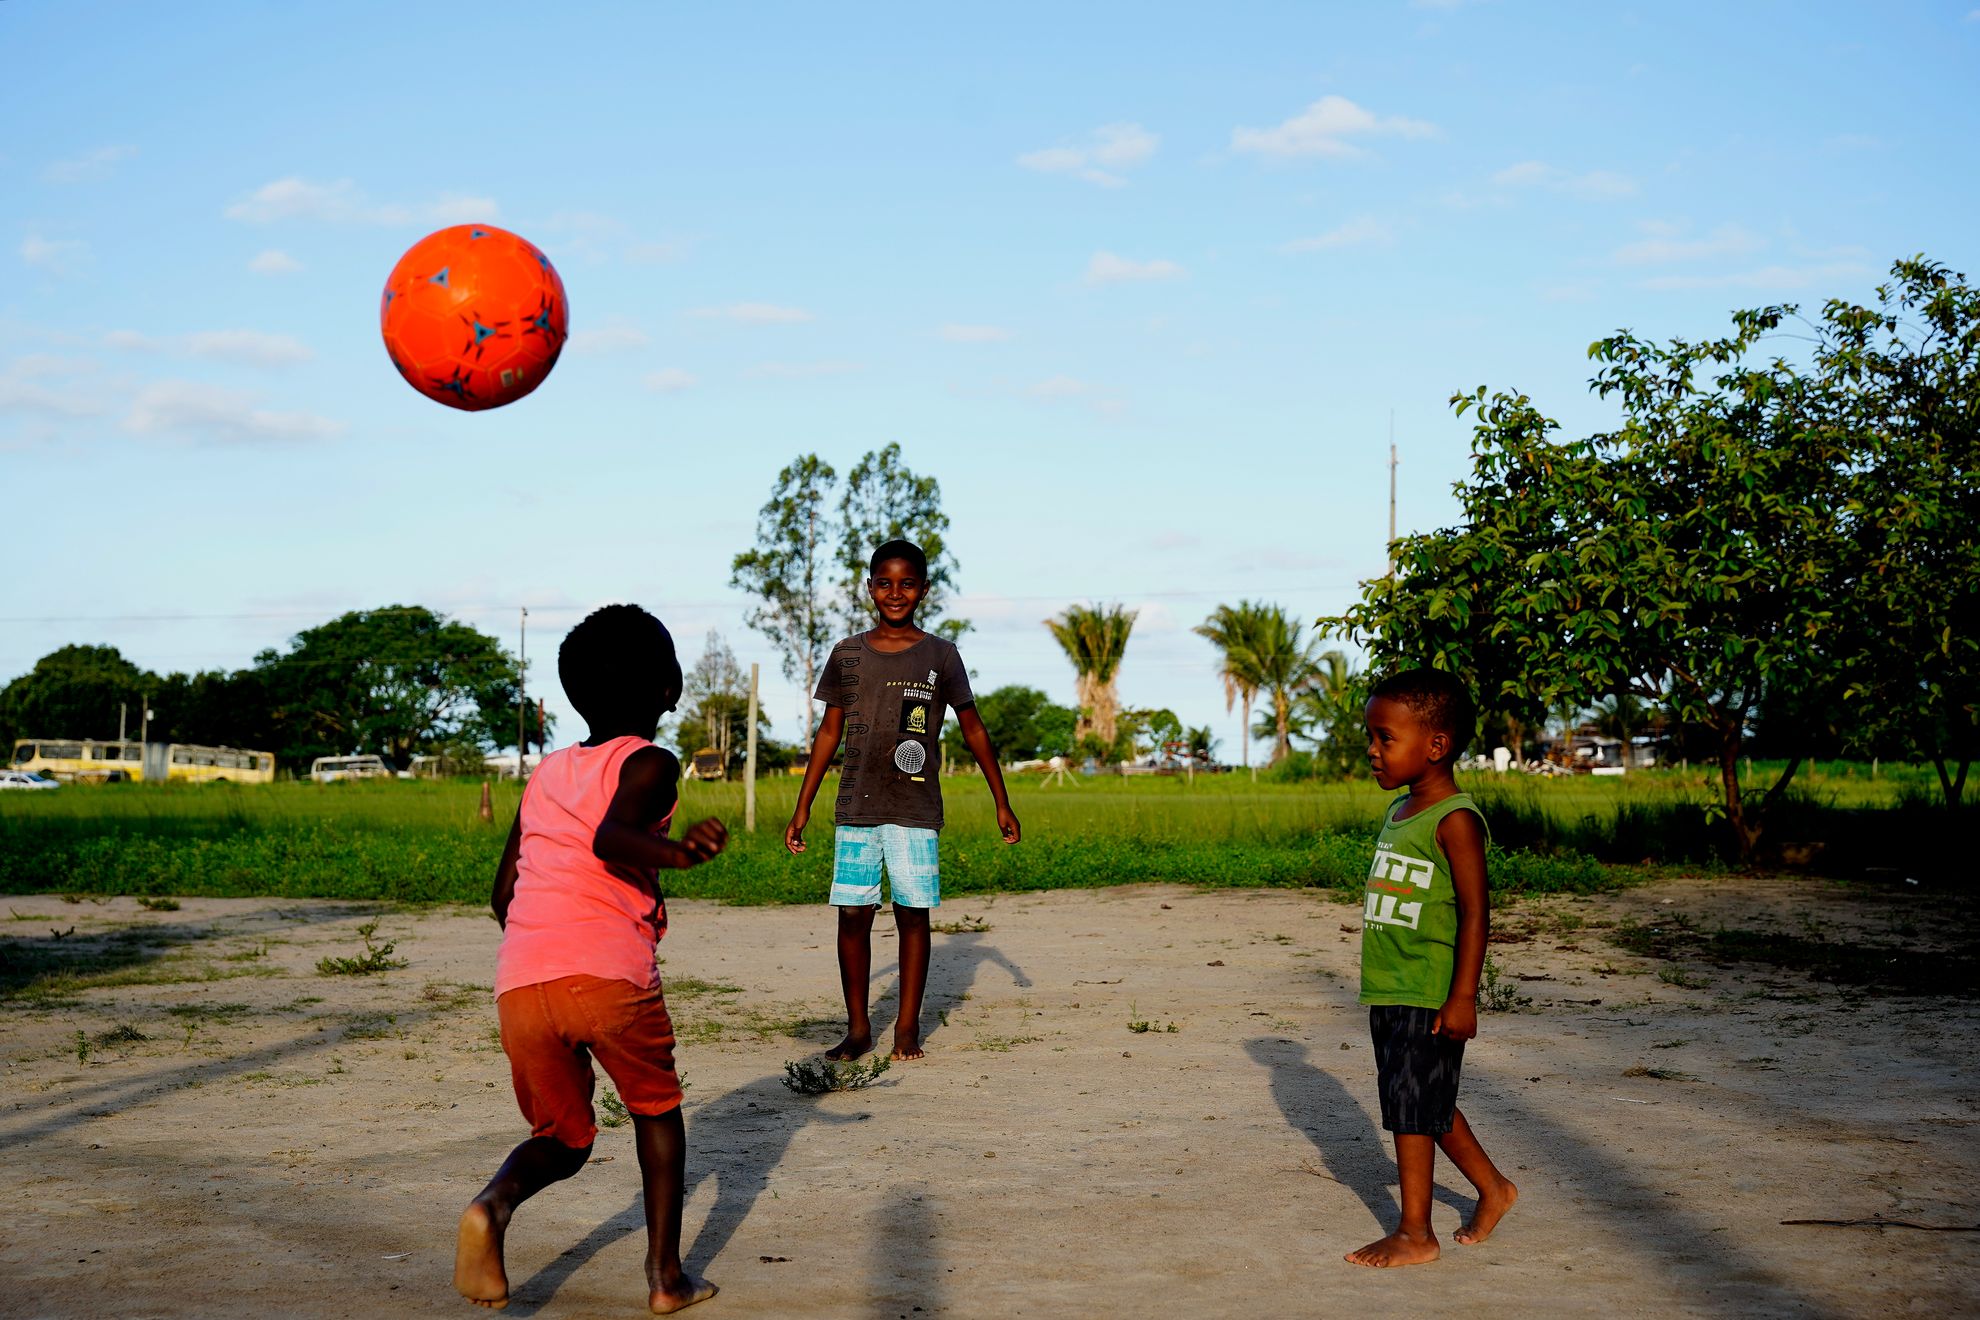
[2,875,1976,1319]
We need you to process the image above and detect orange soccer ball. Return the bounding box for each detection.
[379,224,568,411]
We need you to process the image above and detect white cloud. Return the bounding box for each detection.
[744,360,862,379]
[1613,223,1764,266]
[1017,122,1159,187]
[1085,251,1185,285]
[43,145,137,184]
[20,233,87,273]
[123,379,342,445]
[565,319,649,354]
[938,323,1013,343]
[1281,216,1392,252]
[224,177,499,226]
[688,302,815,324]
[1490,160,1637,200]
[1231,95,1436,160]
[1640,261,1871,292]
[1027,375,1092,400]
[643,367,697,393]
[623,240,688,265]
[1021,374,1125,418]
[104,328,313,367]
[0,355,107,418]
[247,249,303,275]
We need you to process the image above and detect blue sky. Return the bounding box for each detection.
[5,1,1977,758]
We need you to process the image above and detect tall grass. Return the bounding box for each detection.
[0,764,1947,905]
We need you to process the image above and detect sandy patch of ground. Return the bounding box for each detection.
[2,875,1975,1318]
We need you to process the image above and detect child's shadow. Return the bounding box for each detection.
[878,928,1030,1050]
[1243,1036,1471,1230]
[504,1071,870,1314]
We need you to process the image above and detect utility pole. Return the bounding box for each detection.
[1387,410,1399,583]
[139,691,149,747]
[517,606,529,782]
[744,662,760,832]
[119,702,127,742]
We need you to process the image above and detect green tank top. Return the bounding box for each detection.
[1358,792,1489,1009]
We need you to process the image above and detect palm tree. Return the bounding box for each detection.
[1044,603,1137,750]
[1193,602,1270,769]
[1287,649,1360,774]
[1243,606,1328,766]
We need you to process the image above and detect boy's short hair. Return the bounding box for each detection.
[869,538,928,580]
[558,604,682,727]
[1370,668,1477,756]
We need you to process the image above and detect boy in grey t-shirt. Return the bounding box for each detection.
[785,539,1021,1061]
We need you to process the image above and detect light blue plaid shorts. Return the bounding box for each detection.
[829,824,941,909]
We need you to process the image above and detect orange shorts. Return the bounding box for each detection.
[496,974,681,1149]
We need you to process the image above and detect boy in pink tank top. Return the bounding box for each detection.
[454,605,728,1315]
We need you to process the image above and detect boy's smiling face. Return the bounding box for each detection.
[867,557,927,627]
[1364,695,1450,791]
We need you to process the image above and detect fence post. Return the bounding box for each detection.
[744,663,759,832]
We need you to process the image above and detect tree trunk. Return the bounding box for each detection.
[802,651,816,747]
[1092,678,1119,749]
[1717,733,1754,860]
[1274,690,1291,766]
[1240,692,1253,769]
[1932,754,1971,810]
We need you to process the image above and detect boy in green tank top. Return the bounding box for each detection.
[1345,669,1519,1268]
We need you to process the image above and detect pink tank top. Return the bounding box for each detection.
[495,736,677,996]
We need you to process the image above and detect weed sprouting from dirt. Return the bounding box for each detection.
[315,922,406,976]
[1657,965,1711,990]
[782,1055,890,1094]
[599,1089,631,1128]
[1624,1064,1695,1081]
[932,914,991,934]
[72,1029,90,1064]
[1481,955,1532,1012]
[1126,1002,1180,1034]
[136,896,181,912]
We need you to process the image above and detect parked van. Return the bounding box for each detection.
[309,754,395,783]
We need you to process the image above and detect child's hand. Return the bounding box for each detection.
[1433,995,1478,1042]
[680,818,728,864]
[996,803,1021,844]
[784,807,809,856]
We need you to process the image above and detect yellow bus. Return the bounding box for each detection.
[10,738,277,785]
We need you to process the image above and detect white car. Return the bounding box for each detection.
[0,769,60,790]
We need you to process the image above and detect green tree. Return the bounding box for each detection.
[939,684,1078,765]
[1286,649,1363,776]
[1329,305,1855,858]
[1821,258,1980,807]
[731,454,838,746]
[151,668,276,751]
[1193,602,1269,769]
[0,644,155,749]
[254,606,524,771]
[836,443,968,640]
[671,630,772,773]
[1044,603,1137,753]
[1238,607,1328,766]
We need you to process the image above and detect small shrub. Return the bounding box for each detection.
[1480,955,1531,1012]
[781,1055,890,1094]
[598,1089,631,1128]
[1658,965,1710,990]
[136,895,181,912]
[315,921,406,976]
[931,914,991,934]
[1126,1002,1180,1034]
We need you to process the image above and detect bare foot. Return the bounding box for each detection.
[890,1029,923,1061]
[1455,1178,1518,1245]
[1345,1228,1440,1268]
[453,1200,510,1308]
[824,1031,871,1061]
[649,1275,718,1314]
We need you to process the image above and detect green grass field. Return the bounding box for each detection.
[0,760,1946,906]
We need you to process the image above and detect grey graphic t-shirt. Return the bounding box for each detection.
[813,632,974,829]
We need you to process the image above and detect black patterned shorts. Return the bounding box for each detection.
[1369,1005,1465,1135]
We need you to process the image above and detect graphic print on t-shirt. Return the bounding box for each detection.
[1364,844,1434,931]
